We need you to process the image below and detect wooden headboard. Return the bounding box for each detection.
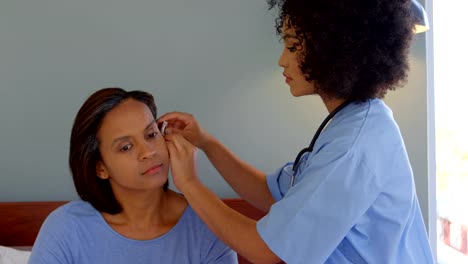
[0,199,267,264]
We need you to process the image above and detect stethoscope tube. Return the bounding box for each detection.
[290,99,353,188]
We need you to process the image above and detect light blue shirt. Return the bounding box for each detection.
[257,99,434,264]
[29,200,237,264]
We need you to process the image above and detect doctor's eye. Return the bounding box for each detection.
[287,45,298,52]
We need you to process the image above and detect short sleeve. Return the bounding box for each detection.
[265,162,294,201]
[257,149,381,263]
[28,208,75,264]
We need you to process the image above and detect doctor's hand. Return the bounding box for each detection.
[164,133,200,191]
[157,112,211,150]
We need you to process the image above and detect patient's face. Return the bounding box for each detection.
[96,99,169,194]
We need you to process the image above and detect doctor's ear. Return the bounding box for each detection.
[96,161,109,180]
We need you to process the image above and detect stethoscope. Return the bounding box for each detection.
[290,99,353,187]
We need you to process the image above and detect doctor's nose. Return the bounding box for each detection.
[278,48,288,68]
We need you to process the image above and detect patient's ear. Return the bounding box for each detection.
[96,161,109,180]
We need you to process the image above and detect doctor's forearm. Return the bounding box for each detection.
[201,135,275,212]
[180,180,281,264]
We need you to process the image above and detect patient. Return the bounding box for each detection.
[28,88,237,264]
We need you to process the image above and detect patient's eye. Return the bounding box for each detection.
[146,131,158,139]
[120,144,133,152]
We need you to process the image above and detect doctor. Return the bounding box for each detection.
[159,0,434,263]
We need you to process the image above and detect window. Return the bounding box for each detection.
[432,0,468,263]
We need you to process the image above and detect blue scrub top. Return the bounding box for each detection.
[256,99,434,264]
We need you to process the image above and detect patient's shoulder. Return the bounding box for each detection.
[57,200,96,214]
[44,200,99,226]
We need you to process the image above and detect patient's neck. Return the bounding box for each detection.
[119,189,168,225]
[101,189,187,240]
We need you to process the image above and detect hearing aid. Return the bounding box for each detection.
[159,121,168,136]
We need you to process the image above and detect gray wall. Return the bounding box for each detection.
[0,0,429,226]
[386,33,429,226]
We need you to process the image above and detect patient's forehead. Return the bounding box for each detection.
[98,99,155,143]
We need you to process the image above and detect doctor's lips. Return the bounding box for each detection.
[283,73,292,83]
[142,164,163,175]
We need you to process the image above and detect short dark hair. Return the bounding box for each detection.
[69,87,168,214]
[268,0,415,101]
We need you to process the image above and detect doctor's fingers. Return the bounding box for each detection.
[158,112,198,129]
[158,113,204,142]
[165,133,197,154]
[163,127,182,135]
[157,118,186,132]
[163,127,197,145]
[166,137,199,190]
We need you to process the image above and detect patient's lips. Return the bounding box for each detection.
[142,163,163,176]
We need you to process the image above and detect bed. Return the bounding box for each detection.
[0,199,267,264]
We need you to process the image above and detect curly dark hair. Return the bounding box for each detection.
[267,0,415,102]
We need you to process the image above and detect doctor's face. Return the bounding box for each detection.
[278,25,316,97]
[96,99,169,195]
